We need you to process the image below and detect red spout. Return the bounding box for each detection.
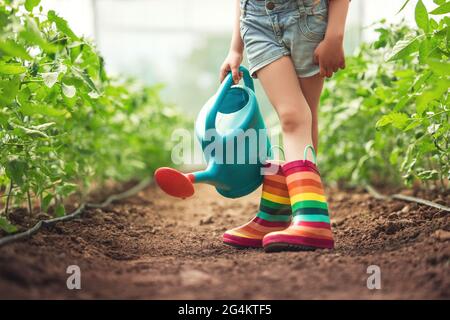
[154,167,195,199]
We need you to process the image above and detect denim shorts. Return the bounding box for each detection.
[240,0,328,78]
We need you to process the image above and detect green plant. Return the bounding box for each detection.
[0,0,187,232]
[319,0,449,188]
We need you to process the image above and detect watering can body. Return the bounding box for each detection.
[155,66,271,199]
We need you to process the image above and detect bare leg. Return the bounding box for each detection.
[298,73,324,152]
[259,60,334,252]
[257,57,313,162]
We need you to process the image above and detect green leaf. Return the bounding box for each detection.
[385,36,421,61]
[427,58,450,75]
[42,72,59,88]
[21,103,68,117]
[418,38,432,63]
[56,183,78,197]
[415,0,429,33]
[0,76,20,105]
[0,40,32,60]
[403,119,421,132]
[21,18,57,53]
[376,115,394,128]
[62,83,76,98]
[0,63,27,75]
[433,0,445,5]
[47,10,79,40]
[430,1,450,14]
[393,94,412,111]
[376,112,410,129]
[55,204,66,217]
[396,0,411,14]
[14,124,50,138]
[5,158,27,187]
[88,91,100,99]
[41,194,53,213]
[389,149,400,165]
[31,122,56,131]
[417,170,439,180]
[0,216,18,234]
[416,79,450,115]
[25,0,41,12]
[72,67,100,93]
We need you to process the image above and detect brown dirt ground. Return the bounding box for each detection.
[0,183,449,299]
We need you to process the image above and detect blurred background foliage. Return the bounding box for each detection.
[319,0,449,189]
[0,0,186,231]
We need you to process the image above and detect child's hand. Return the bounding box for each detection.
[314,36,346,78]
[219,50,243,84]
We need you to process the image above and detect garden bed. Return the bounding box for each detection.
[0,183,448,299]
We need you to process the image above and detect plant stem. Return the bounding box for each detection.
[20,80,44,85]
[27,190,33,216]
[4,181,13,217]
[439,174,445,192]
[426,110,449,119]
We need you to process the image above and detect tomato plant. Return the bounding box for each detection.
[319,0,449,188]
[0,0,186,232]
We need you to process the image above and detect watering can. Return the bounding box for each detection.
[155,66,271,199]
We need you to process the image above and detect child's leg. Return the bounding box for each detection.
[256,56,313,162]
[298,74,324,152]
[257,57,334,252]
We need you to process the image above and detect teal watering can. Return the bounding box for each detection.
[155,66,271,199]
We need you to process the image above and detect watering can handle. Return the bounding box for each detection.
[239,66,254,92]
[205,66,254,132]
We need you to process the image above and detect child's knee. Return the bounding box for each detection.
[278,106,312,133]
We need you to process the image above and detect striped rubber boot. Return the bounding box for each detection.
[223,162,292,248]
[263,146,334,252]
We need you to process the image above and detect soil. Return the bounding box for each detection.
[0,183,449,299]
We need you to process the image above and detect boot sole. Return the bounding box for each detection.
[223,241,261,249]
[264,242,318,253]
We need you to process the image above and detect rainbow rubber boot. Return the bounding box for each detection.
[223,161,292,248]
[263,145,334,252]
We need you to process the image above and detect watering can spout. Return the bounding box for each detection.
[190,164,215,184]
[154,164,216,199]
[154,167,196,199]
